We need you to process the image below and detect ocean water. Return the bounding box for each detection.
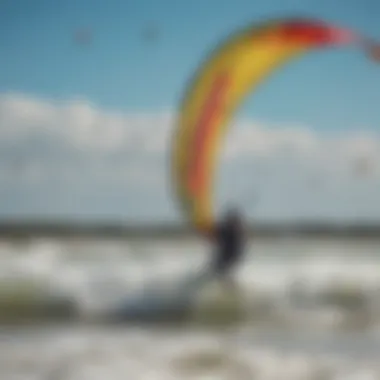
[0,236,380,379]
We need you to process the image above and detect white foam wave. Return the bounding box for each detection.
[0,237,379,330]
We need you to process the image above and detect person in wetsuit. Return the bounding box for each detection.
[209,208,246,283]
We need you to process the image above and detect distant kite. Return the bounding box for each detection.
[74,28,93,46]
[352,156,374,177]
[142,23,160,43]
[171,17,379,233]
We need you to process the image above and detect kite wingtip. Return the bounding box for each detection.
[328,26,360,45]
[362,40,380,63]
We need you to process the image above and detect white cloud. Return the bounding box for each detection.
[0,92,379,221]
[224,121,319,159]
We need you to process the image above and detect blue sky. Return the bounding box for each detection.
[0,0,379,222]
[1,0,380,125]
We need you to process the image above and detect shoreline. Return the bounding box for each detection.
[0,221,380,239]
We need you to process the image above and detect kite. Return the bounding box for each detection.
[172,17,379,233]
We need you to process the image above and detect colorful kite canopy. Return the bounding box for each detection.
[172,17,377,233]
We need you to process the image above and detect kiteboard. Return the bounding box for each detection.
[104,272,246,325]
[105,271,207,322]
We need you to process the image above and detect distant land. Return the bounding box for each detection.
[0,219,379,239]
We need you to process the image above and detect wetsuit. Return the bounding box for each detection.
[210,217,245,278]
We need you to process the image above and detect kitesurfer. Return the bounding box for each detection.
[208,207,246,285]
